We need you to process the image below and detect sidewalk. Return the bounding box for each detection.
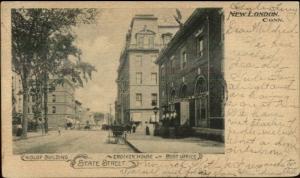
[13,130,55,141]
[125,128,224,153]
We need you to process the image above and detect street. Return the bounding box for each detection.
[13,130,135,154]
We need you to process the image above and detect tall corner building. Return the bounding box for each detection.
[116,14,178,125]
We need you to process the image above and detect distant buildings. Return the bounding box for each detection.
[156,9,225,140]
[12,72,93,129]
[80,107,95,125]
[116,14,178,125]
[27,78,76,128]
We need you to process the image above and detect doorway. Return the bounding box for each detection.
[195,96,207,127]
[194,75,208,127]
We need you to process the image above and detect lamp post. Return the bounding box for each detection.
[153,106,159,124]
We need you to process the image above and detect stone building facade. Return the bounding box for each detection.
[156,9,225,139]
[116,14,178,125]
[27,78,76,129]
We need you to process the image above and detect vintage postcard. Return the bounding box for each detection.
[1,1,299,177]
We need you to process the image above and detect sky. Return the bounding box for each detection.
[73,8,194,114]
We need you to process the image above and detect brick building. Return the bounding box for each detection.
[116,14,178,125]
[156,9,225,140]
[13,73,77,130]
[27,78,76,129]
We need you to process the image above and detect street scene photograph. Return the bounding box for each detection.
[12,7,226,154]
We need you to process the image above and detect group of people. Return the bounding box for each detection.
[124,121,154,136]
[124,123,137,133]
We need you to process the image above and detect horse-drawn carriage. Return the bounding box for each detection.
[106,125,127,144]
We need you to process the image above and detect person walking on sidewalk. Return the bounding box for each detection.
[145,121,150,135]
[38,117,45,136]
[58,126,61,136]
[132,123,136,133]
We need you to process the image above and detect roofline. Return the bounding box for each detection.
[158,25,179,28]
[156,8,222,65]
[130,14,158,28]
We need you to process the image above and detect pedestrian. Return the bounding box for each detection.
[37,118,45,136]
[58,126,61,136]
[132,123,136,133]
[145,122,150,135]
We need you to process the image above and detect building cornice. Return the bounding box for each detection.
[156,8,221,65]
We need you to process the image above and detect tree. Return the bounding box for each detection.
[12,8,98,138]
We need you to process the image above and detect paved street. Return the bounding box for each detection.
[13,130,134,154]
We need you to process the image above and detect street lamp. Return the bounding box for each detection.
[153,106,159,123]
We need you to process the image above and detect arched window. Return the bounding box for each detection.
[135,26,156,49]
[194,76,207,96]
[170,88,176,101]
[52,106,56,114]
[179,84,187,98]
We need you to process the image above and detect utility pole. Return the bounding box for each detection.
[109,104,112,126]
[107,104,112,125]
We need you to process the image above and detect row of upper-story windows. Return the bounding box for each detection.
[28,94,74,104]
[135,32,173,49]
[135,93,157,107]
[135,72,157,85]
[134,55,157,67]
[136,34,155,48]
[160,36,204,78]
[180,36,204,69]
[28,106,57,114]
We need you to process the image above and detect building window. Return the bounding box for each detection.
[28,107,30,113]
[162,33,172,46]
[151,73,157,84]
[136,72,142,84]
[197,37,204,57]
[52,106,56,113]
[137,35,144,48]
[136,55,142,66]
[170,89,176,102]
[136,93,142,106]
[161,65,165,81]
[32,95,35,102]
[52,94,56,102]
[180,85,187,98]
[149,36,154,48]
[181,50,187,69]
[170,56,175,74]
[151,93,157,106]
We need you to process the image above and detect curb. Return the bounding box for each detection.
[125,139,143,153]
[13,133,52,142]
